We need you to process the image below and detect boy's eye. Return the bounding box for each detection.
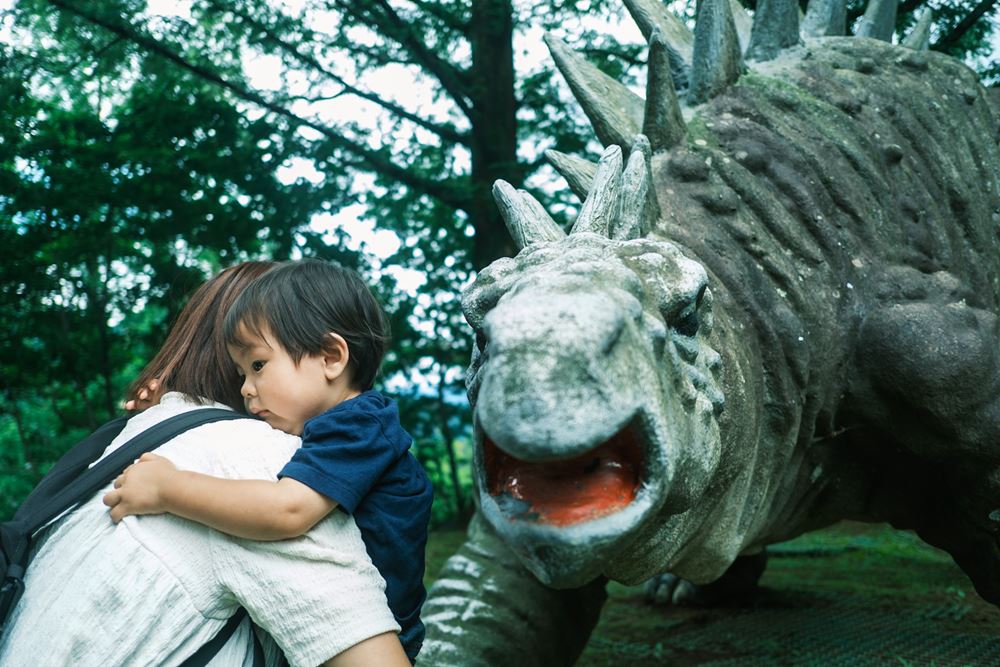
[251,360,265,373]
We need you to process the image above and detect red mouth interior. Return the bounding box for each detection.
[484,429,642,526]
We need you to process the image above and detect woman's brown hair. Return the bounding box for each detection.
[126,261,277,411]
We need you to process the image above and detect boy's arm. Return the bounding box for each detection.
[103,453,337,541]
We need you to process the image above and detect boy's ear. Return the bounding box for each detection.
[321,333,351,381]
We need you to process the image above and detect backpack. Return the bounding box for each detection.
[0,408,265,667]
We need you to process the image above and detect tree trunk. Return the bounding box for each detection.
[468,0,519,269]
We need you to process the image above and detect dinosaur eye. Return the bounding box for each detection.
[674,310,699,337]
[695,284,707,307]
[673,285,705,336]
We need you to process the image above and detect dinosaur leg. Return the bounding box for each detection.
[419,513,608,666]
[644,549,767,606]
[854,297,1000,461]
[853,296,1000,604]
[908,460,1000,606]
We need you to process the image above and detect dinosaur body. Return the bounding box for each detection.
[419,2,1000,663]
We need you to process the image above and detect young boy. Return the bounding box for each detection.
[104,259,434,663]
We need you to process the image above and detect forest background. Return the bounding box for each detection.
[2,0,998,526]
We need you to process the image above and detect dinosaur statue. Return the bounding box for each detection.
[419,0,1000,662]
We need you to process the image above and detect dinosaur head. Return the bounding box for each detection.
[463,140,725,587]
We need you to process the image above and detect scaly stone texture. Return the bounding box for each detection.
[419,36,1000,666]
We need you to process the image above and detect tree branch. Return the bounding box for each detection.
[933,0,997,51]
[44,0,471,210]
[206,0,469,145]
[409,0,471,32]
[335,0,474,117]
[35,34,125,76]
[899,0,926,16]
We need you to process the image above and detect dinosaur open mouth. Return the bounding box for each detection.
[483,428,643,526]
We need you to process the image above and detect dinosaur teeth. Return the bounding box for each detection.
[483,429,643,527]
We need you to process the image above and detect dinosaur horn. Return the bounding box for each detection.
[689,0,745,105]
[746,0,800,62]
[493,181,567,250]
[544,34,644,151]
[644,30,687,152]
[545,149,598,201]
[801,0,847,37]
[572,145,623,237]
[901,9,933,50]
[614,135,660,240]
[855,0,897,42]
[729,0,753,53]
[622,0,693,64]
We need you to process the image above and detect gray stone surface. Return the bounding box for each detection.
[746,0,801,62]
[856,0,898,42]
[420,4,1000,665]
[545,148,597,200]
[689,0,745,104]
[729,0,754,53]
[544,34,644,150]
[901,9,933,50]
[643,30,687,151]
[801,0,847,37]
[623,0,694,63]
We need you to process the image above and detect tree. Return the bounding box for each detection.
[3,0,998,522]
[0,9,344,516]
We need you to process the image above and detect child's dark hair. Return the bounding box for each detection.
[222,259,389,390]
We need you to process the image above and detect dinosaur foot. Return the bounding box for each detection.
[644,550,767,607]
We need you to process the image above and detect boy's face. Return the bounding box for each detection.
[228,325,340,436]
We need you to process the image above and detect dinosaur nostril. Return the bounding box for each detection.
[602,316,626,355]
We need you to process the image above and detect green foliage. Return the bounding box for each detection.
[2,0,998,529]
[0,1,342,519]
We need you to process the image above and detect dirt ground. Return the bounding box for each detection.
[424,521,1000,666]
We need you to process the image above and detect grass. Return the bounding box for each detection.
[425,521,1000,666]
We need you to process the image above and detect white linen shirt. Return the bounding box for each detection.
[0,392,399,667]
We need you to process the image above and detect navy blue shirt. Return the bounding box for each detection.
[279,391,433,661]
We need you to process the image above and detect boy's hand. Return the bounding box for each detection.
[103,453,177,522]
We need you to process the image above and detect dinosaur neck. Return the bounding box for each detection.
[668,219,865,551]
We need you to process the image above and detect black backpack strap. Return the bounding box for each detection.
[22,408,245,533]
[3,407,268,665]
[88,409,265,667]
[180,607,265,667]
[14,416,130,515]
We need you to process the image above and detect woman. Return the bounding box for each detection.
[0,262,409,667]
